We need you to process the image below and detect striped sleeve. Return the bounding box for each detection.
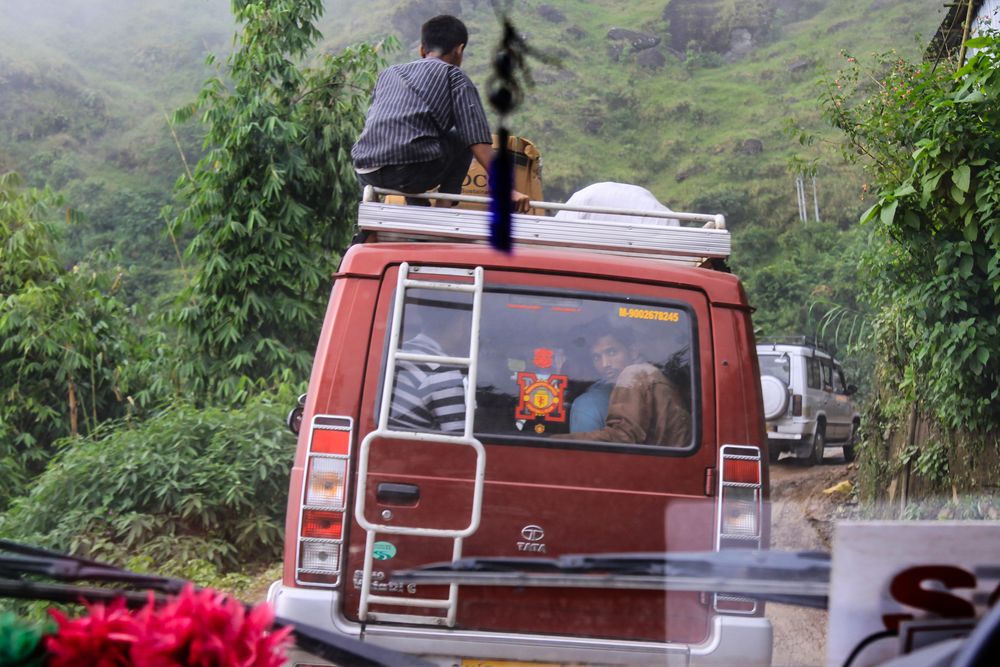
[423,370,467,433]
[449,67,492,147]
[387,334,467,433]
[388,361,436,430]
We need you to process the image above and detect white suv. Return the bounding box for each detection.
[756,338,860,464]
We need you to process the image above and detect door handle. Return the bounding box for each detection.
[376,482,420,505]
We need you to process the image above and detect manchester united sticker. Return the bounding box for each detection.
[516,372,568,423]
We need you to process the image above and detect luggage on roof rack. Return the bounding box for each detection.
[356,186,730,267]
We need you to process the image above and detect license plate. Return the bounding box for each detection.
[460,661,561,667]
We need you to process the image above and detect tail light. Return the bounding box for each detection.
[714,445,763,614]
[716,445,762,549]
[296,416,353,587]
[792,394,803,417]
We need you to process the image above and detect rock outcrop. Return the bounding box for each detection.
[637,48,667,70]
[537,4,566,23]
[662,0,776,60]
[606,28,661,52]
[738,138,764,155]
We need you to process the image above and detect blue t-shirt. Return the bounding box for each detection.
[570,381,613,432]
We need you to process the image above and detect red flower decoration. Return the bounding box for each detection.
[45,586,292,667]
[46,598,142,667]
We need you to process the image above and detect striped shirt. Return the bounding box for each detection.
[389,333,467,433]
[351,58,492,169]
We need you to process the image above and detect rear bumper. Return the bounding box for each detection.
[269,583,773,667]
[765,418,816,445]
[766,432,804,441]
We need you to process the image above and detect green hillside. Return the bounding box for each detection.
[316,0,944,222]
[0,0,945,310]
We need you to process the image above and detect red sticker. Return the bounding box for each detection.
[516,372,568,422]
[533,347,554,369]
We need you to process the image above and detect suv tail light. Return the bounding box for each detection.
[792,394,803,416]
[296,416,353,586]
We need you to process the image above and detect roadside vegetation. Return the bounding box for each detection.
[814,32,1000,506]
[0,0,386,601]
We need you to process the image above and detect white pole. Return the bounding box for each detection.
[812,176,820,222]
[795,177,806,223]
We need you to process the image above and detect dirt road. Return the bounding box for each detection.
[767,448,858,667]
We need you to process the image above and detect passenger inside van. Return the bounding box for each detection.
[388,297,472,433]
[558,322,691,447]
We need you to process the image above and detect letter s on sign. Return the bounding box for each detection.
[881,565,977,631]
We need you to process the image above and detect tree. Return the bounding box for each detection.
[0,173,136,509]
[168,0,390,400]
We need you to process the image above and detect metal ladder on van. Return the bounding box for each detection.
[353,262,487,627]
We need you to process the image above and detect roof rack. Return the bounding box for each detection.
[757,335,837,358]
[357,186,730,266]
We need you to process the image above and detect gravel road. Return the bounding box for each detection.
[767,448,858,667]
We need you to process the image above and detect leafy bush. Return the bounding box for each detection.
[0,173,138,509]
[0,393,296,572]
[825,35,1000,432]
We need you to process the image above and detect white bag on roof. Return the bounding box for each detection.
[554,182,680,226]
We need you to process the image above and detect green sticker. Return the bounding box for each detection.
[373,541,397,560]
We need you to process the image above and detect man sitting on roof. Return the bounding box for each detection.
[351,14,529,212]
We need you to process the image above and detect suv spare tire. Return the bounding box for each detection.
[760,375,789,420]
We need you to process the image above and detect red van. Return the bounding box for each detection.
[269,187,772,666]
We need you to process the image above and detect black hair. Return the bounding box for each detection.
[421,14,468,55]
[573,318,636,350]
[597,322,636,349]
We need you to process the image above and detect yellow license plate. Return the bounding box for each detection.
[460,661,562,667]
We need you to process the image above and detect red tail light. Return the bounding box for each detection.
[302,509,344,540]
[722,458,759,485]
[311,428,350,454]
[296,416,353,587]
[792,394,803,416]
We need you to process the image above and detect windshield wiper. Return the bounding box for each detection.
[0,539,188,597]
[394,549,830,609]
[0,539,432,667]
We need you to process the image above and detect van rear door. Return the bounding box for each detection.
[344,265,721,644]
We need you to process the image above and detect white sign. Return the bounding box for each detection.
[827,521,1000,667]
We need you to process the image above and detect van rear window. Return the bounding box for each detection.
[386,287,697,450]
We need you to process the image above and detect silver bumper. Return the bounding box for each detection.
[766,431,805,441]
[269,583,773,667]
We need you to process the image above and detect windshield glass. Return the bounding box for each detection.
[3,2,996,667]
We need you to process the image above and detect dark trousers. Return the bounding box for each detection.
[356,130,472,206]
